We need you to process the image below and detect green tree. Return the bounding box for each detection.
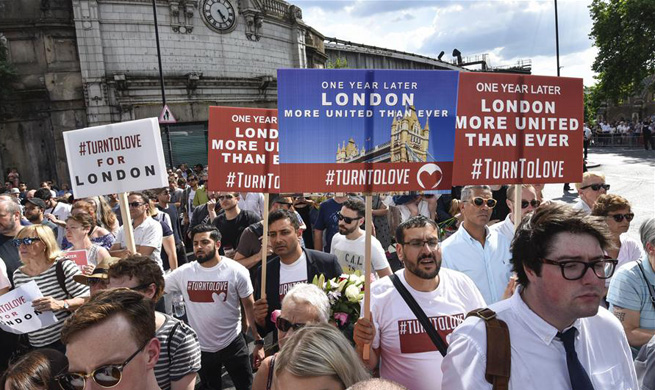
[589,0,655,101]
[326,57,348,69]
[583,84,603,124]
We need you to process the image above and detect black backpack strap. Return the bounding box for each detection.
[168,320,181,363]
[467,308,511,390]
[390,274,448,356]
[55,259,71,298]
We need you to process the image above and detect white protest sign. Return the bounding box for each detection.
[0,281,58,334]
[63,118,168,198]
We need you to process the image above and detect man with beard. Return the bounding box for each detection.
[353,216,485,390]
[441,185,513,304]
[253,209,342,336]
[442,203,638,390]
[22,197,58,238]
[34,187,71,246]
[330,198,392,278]
[0,195,22,373]
[164,224,264,390]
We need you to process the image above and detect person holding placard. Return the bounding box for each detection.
[65,213,111,268]
[12,225,89,352]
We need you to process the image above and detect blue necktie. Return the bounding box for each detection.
[557,327,595,390]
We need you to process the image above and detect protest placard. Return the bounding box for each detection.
[452,73,584,185]
[0,281,58,334]
[63,117,168,199]
[277,69,459,193]
[207,107,279,192]
[65,249,88,270]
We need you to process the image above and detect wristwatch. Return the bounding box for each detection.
[62,300,70,310]
[254,338,264,347]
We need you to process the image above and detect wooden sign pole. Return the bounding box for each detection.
[363,194,373,360]
[118,192,137,254]
[260,193,270,299]
[513,185,522,232]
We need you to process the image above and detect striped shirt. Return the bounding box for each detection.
[13,259,89,347]
[154,314,202,390]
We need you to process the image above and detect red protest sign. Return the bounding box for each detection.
[65,250,88,270]
[207,107,279,192]
[452,73,584,185]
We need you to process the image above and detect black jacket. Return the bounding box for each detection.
[253,248,342,335]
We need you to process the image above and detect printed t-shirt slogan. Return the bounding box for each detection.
[277,69,459,193]
[452,73,584,185]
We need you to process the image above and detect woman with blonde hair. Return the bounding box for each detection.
[273,323,371,390]
[12,225,89,352]
[60,200,115,250]
[1,349,68,390]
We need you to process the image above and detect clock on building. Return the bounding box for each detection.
[201,0,237,33]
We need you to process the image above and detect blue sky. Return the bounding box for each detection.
[293,0,597,86]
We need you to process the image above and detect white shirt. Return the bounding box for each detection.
[489,214,515,244]
[0,258,10,290]
[44,201,71,246]
[279,253,308,302]
[116,217,163,268]
[442,288,638,390]
[164,258,253,352]
[370,269,485,390]
[238,193,265,219]
[584,125,592,140]
[572,198,592,214]
[441,225,513,304]
[330,232,390,275]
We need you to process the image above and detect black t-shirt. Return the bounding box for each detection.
[212,210,260,251]
[0,235,21,286]
[158,204,182,244]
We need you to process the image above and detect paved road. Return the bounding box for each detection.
[543,146,655,237]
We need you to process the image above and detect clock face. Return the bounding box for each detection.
[202,0,236,32]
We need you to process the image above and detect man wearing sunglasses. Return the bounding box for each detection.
[442,185,513,304]
[330,199,392,278]
[573,172,609,214]
[212,192,259,259]
[442,203,638,390]
[59,289,162,390]
[253,209,342,336]
[490,185,540,243]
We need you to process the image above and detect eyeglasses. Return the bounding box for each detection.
[541,257,618,280]
[336,212,361,224]
[401,239,440,250]
[520,199,541,209]
[608,213,634,223]
[466,197,497,208]
[56,341,148,390]
[12,237,41,247]
[580,183,610,191]
[275,316,305,333]
[217,195,234,201]
[128,202,144,208]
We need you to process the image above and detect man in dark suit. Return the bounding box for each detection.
[254,209,342,335]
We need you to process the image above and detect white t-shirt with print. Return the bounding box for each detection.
[278,252,308,303]
[330,233,389,275]
[370,268,486,390]
[164,258,253,352]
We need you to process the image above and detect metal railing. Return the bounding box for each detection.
[591,133,646,148]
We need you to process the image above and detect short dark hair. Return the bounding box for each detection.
[395,215,439,244]
[108,255,165,302]
[33,188,52,201]
[128,191,149,204]
[342,199,365,218]
[512,203,612,287]
[268,209,299,230]
[61,289,155,347]
[190,224,221,242]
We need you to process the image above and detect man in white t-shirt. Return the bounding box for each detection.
[354,216,486,390]
[330,199,392,278]
[165,224,264,390]
[34,187,71,246]
[110,192,163,268]
[490,185,539,243]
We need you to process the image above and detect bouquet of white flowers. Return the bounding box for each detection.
[312,271,366,332]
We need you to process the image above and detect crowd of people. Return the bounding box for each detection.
[0,163,653,390]
[591,117,655,150]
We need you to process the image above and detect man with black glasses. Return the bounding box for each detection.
[574,172,610,214]
[59,289,162,390]
[442,203,637,390]
[353,216,485,390]
[490,185,540,243]
[442,185,513,304]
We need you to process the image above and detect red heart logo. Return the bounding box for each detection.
[419,169,442,189]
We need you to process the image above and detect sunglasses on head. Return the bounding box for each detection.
[580,183,610,191]
[128,202,144,208]
[608,213,634,223]
[56,341,148,390]
[468,197,497,208]
[275,316,305,333]
[337,212,361,224]
[12,237,41,247]
[217,194,234,201]
[520,199,541,209]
